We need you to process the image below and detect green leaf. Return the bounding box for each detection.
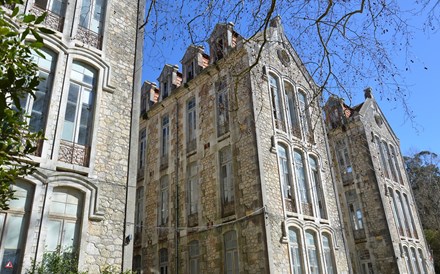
[20,28,29,41]
[11,6,19,17]
[38,27,55,34]
[35,12,47,24]
[22,14,36,23]
[31,28,42,42]
[0,27,9,36]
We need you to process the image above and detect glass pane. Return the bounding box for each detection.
[62,222,77,251]
[4,216,24,249]
[50,201,66,214]
[46,220,61,252]
[80,0,92,28]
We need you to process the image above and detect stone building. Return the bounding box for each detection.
[324,91,434,274]
[0,0,144,272]
[136,18,351,273]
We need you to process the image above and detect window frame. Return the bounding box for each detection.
[219,146,234,216]
[158,176,169,226]
[187,97,197,152]
[224,230,239,274]
[216,79,229,137]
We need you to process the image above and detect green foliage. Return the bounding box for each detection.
[26,248,85,274]
[404,150,440,230]
[0,0,54,209]
[424,229,440,273]
[26,249,137,274]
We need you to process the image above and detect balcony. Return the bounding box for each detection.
[59,140,90,167]
[353,228,366,241]
[76,26,103,49]
[30,6,64,32]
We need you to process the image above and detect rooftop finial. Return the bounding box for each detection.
[364,87,373,99]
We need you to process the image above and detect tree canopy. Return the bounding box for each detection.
[0,0,53,209]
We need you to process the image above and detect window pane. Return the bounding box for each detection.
[46,219,62,252]
[62,221,78,251]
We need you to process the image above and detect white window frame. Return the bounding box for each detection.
[187,162,199,215]
[288,227,303,274]
[61,62,96,146]
[139,128,146,170]
[219,146,234,211]
[269,74,285,131]
[34,0,67,16]
[187,97,197,151]
[79,0,106,35]
[309,155,326,219]
[216,80,229,136]
[158,176,169,226]
[224,230,239,274]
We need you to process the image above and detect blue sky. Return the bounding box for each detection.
[141,2,439,157]
[362,13,440,156]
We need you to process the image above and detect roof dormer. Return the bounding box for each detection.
[180,45,208,84]
[208,22,239,63]
[141,81,159,112]
[157,64,181,101]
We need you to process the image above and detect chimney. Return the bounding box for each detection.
[364,87,373,99]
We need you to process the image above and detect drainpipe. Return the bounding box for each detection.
[174,99,180,274]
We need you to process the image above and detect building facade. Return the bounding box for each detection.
[136,19,351,274]
[324,91,434,274]
[0,0,143,272]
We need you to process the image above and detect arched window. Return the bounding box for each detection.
[277,144,296,212]
[284,82,300,138]
[309,156,326,219]
[410,247,421,274]
[219,146,234,216]
[189,240,200,274]
[288,227,303,274]
[62,62,96,145]
[305,230,320,274]
[403,193,418,239]
[297,90,312,141]
[269,74,285,131]
[20,48,57,136]
[158,176,169,226]
[403,246,414,274]
[418,249,428,274]
[159,248,168,274]
[60,62,96,166]
[322,234,336,274]
[294,150,312,216]
[0,181,34,272]
[224,230,239,274]
[389,189,404,236]
[46,187,83,253]
[396,191,411,237]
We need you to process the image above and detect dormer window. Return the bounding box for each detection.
[162,82,168,99]
[216,38,224,61]
[187,61,195,82]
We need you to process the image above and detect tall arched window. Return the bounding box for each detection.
[288,228,303,274]
[418,249,428,274]
[224,230,239,274]
[0,181,34,272]
[294,150,312,216]
[305,230,320,274]
[220,146,234,216]
[46,187,83,253]
[389,189,404,236]
[309,156,326,219]
[396,191,411,237]
[322,234,336,274]
[297,90,312,141]
[19,48,56,137]
[403,193,418,239]
[269,74,285,131]
[403,246,414,274]
[60,62,96,166]
[158,176,169,226]
[278,145,295,212]
[284,82,300,138]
